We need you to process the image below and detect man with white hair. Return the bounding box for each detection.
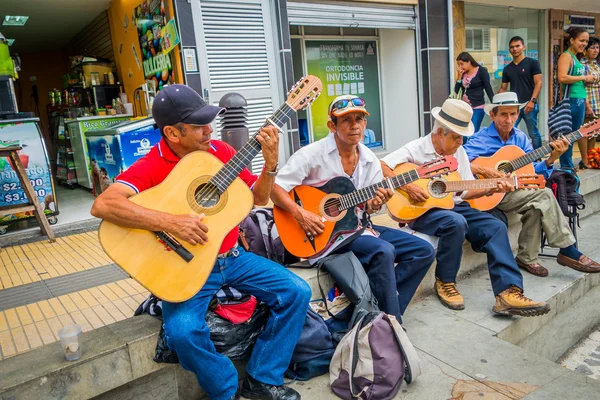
[381,98,550,317]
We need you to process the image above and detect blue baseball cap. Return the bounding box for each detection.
[152,84,225,129]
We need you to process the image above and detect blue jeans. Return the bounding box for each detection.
[560,98,586,169]
[409,202,523,296]
[332,226,435,321]
[162,247,311,400]
[515,103,542,149]
[464,108,486,144]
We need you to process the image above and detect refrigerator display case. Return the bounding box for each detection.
[65,115,132,189]
[0,118,58,231]
[86,117,161,195]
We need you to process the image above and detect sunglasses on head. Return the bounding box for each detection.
[331,97,366,113]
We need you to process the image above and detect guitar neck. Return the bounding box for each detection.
[339,169,421,210]
[210,103,295,192]
[443,177,515,193]
[506,130,582,172]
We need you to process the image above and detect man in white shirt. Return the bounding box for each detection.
[381,99,550,317]
[272,95,435,322]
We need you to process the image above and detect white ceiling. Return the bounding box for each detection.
[0,0,112,53]
[466,0,600,13]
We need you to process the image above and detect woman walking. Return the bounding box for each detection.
[580,37,600,169]
[557,27,595,169]
[454,52,494,133]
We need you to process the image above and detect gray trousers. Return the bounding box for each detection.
[497,188,575,264]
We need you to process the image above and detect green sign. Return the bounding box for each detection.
[305,40,382,148]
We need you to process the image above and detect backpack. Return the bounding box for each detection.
[239,208,300,265]
[330,312,422,400]
[285,307,337,381]
[545,169,585,216]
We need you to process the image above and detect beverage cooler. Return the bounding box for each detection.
[85,117,161,196]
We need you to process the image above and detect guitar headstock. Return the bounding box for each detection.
[286,76,323,111]
[580,119,600,138]
[417,156,459,179]
[515,174,546,189]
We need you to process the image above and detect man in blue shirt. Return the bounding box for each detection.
[464,92,600,276]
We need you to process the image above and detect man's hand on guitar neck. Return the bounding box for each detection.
[546,137,569,167]
[367,187,394,213]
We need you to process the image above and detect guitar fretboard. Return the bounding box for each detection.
[503,130,582,173]
[338,169,421,210]
[210,103,295,193]
[443,177,514,192]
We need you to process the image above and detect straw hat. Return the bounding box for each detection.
[484,92,527,115]
[431,99,475,137]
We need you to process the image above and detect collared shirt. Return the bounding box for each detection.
[380,133,474,203]
[116,138,258,254]
[276,133,382,262]
[582,57,600,115]
[462,123,553,179]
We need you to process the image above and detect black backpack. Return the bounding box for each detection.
[545,169,585,216]
[239,208,300,266]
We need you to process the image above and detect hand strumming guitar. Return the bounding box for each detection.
[294,207,325,238]
[471,164,505,179]
[381,161,429,203]
[168,213,210,246]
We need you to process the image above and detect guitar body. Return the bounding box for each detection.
[386,163,459,222]
[273,176,361,258]
[467,145,535,210]
[98,152,254,303]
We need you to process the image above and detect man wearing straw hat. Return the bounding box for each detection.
[381,98,550,317]
[464,92,600,276]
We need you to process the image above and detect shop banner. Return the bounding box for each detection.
[0,122,56,223]
[162,18,180,55]
[134,0,176,90]
[306,40,382,148]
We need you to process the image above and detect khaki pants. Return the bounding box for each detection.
[497,188,575,264]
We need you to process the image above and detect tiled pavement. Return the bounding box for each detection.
[0,232,149,360]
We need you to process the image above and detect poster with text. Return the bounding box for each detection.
[306,40,382,148]
[133,0,176,90]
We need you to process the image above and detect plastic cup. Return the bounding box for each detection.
[58,324,82,361]
[123,103,133,115]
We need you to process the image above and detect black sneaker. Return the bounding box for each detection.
[240,374,300,400]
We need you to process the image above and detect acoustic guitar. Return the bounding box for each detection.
[99,76,322,303]
[387,163,545,222]
[468,119,600,211]
[273,157,458,258]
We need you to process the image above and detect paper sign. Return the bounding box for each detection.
[183,48,199,73]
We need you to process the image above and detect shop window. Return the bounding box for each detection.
[290,25,300,35]
[303,26,342,36]
[466,27,490,51]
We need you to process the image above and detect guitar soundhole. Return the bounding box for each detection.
[323,198,342,218]
[429,180,447,198]
[497,162,513,174]
[194,182,221,208]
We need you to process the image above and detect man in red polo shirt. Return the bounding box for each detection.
[91,85,310,400]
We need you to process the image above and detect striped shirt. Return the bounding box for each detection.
[582,58,600,115]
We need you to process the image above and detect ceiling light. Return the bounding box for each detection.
[7,39,15,46]
[2,16,29,26]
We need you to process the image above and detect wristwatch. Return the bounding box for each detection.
[263,163,278,177]
[531,98,538,104]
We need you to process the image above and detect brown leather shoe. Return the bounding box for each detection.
[493,286,550,317]
[557,253,600,273]
[435,277,465,310]
[515,258,549,277]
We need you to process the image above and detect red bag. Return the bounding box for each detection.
[214,295,258,324]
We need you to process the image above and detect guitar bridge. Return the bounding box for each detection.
[154,231,194,263]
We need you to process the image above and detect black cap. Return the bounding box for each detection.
[152,84,225,129]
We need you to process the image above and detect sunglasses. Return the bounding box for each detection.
[331,97,366,113]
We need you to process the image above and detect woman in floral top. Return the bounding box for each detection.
[581,36,600,169]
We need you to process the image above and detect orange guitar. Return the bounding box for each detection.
[274,157,458,258]
[468,119,600,211]
[387,163,545,223]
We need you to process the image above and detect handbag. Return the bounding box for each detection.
[548,61,574,139]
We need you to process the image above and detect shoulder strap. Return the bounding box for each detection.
[388,316,422,384]
[349,312,379,398]
[563,57,576,100]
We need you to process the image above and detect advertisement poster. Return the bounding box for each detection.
[161,18,180,55]
[86,126,160,195]
[133,0,176,89]
[0,122,56,223]
[305,40,382,148]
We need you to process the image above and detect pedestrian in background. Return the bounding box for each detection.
[557,27,595,170]
[580,36,600,169]
[499,36,543,149]
[454,52,494,134]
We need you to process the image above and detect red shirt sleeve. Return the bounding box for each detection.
[215,141,258,189]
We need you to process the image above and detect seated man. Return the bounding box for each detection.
[91,85,310,400]
[381,98,549,317]
[271,95,435,322]
[463,92,600,276]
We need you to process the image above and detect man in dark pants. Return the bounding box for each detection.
[381,99,550,317]
[271,95,435,322]
[499,36,543,149]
